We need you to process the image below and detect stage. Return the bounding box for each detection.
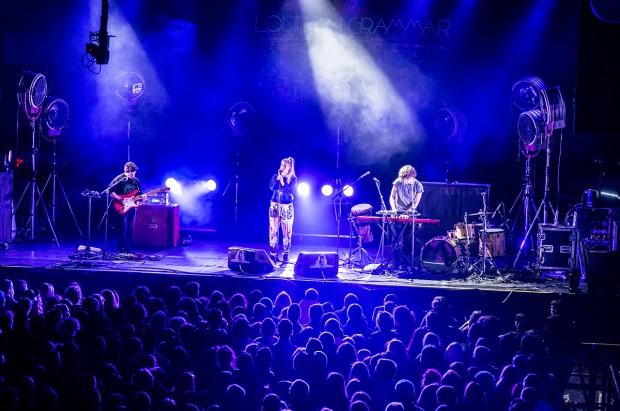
[1,237,618,342]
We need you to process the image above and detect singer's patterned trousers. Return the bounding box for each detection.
[269,201,294,255]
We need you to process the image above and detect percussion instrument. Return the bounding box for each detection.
[421,236,466,275]
[455,223,476,241]
[350,203,374,243]
[479,228,506,257]
[351,203,373,216]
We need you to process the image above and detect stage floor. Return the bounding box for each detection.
[0,238,580,295]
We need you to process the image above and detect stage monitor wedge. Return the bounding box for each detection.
[227,247,276,275]
[294,251,339,278]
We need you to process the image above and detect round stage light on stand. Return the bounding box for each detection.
[115,71,145,104]
[18,71,48,121]
[511,76,547,112]
[116,71,145,161]
[227,102,255,136]
[41,98,70,142]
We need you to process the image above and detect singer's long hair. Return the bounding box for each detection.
[281,157,296,183]
[398,164,416,181]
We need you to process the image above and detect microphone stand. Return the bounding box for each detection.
[99,175,127,257]
[373,178,389,274]
[331,171,371,264]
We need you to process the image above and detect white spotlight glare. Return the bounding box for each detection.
[297,182,311,197]
[343,185,354,197]
[321,184,334,197]
[206,179,217,192]
[165,178,183,196]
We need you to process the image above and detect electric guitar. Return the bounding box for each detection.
[113,187,170,215]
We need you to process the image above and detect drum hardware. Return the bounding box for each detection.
[468,192,501,278]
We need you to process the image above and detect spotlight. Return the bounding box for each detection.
[297,182,310,197]
[115,72,145,104]
[321,184,334,197]
[41,98,70,142]
[17,72,47,121]
[165,178,183,196]
[511,76,547,111]
[205,179,217,192]
[227,102,255,135]
[343,185,354,197]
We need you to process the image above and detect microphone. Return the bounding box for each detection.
[361,171,370,178]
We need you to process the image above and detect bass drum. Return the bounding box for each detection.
[421,237,465,275]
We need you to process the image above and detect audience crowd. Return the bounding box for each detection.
[0,278,578,411]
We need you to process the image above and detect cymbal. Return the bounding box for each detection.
[467,211,492,217]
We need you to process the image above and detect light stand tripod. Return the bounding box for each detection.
[513,135,558,268]
[13,120,59,246]
[508,156,537,247]
[38,141,82,236]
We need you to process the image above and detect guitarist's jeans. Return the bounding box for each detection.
[117,208,136,252]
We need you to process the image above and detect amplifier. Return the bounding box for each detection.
[573,207,618,252]
[133,204,180,247]
[537,224,576,270]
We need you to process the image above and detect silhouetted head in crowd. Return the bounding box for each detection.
[262,393,281,411]
[288,303,301,323]
[421,369,442,387]
[303,288,319,302]
[376,311,394,332]
[385,402,404,411]
[273,291,292,316]
[394,378,416,404]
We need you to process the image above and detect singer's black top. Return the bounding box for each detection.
[269,173,297,204]
[110,177,142,197]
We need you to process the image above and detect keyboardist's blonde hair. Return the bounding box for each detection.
[398,165,417,180]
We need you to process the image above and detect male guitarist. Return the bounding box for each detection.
[109,161,143,253]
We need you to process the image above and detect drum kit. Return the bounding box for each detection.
[421,193,504,277]
[346,191,506,278]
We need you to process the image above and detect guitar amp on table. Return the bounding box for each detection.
[133,204,180,247]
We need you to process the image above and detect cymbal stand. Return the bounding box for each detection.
[463,212,472,272]
[468,192,500,278]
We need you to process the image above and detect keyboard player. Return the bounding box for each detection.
[388,165,424,268]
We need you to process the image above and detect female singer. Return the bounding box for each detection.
[268,157,297,262]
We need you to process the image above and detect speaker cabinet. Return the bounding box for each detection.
[227,247,276,275]
[294,251,339,278]
[133,205,180,247]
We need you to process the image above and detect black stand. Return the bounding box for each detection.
[468,192,500,278]
[332,171,370,265]
[513,136,558,269]
[370,178,390,274]
[38,142,82,236]
[13,121,59,246]
[508,157,537,250]
[70,190,101,260]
